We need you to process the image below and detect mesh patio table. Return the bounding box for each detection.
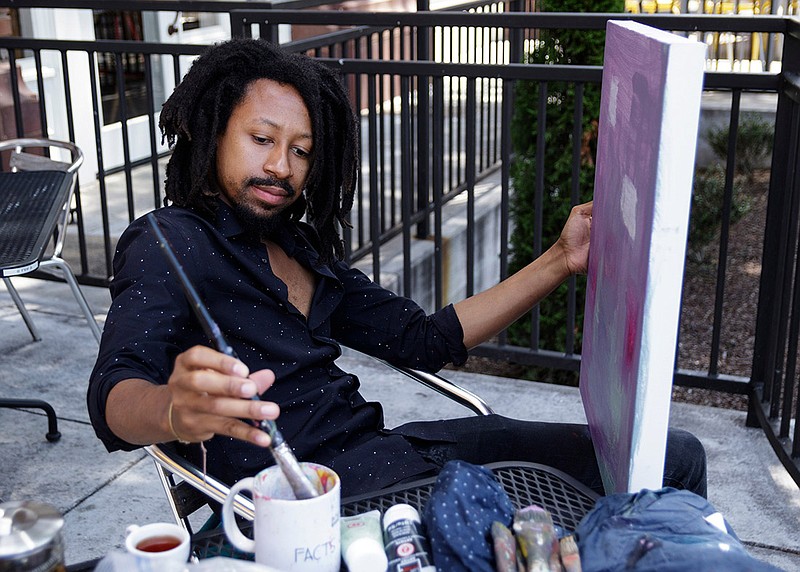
[191,461,599,565]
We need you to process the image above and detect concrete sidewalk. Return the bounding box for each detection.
[1,276,799,569]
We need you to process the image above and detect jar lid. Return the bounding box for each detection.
[383,503,421,527]
[0,501,64,559]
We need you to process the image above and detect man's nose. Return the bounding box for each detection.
[264,146,292,179]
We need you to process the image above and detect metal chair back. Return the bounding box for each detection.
[0,138,101,442]
[0,137,101,343]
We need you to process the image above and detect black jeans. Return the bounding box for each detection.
[401,414,707,498]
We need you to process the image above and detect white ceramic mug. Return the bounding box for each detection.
[222,462,341,571]
[124,521,191,569]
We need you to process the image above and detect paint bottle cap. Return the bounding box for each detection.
[344,537,389,572]
[383,503,421,528]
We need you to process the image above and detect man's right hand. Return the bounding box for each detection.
[105,345,279,449]
[166,345,278,447]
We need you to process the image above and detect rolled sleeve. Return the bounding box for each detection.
[87,214,195,452]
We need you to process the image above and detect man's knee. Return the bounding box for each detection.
[665,428,707,497]
[667,428,706,463]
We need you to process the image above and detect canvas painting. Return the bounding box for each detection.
[579,20,707,494]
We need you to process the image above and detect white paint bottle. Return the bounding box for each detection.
[382,504,436,572]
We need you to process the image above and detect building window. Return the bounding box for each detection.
[93,10,148,125]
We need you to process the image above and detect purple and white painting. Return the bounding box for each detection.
[579,20,706,494]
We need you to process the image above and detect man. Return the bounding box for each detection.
[87,38,706,498]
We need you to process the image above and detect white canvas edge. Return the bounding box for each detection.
[610,19,704,47]
[627,38,707,493]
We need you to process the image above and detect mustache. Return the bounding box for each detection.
[247,177,296,197]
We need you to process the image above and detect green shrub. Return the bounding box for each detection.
[704,113,774,180]
[508,0,622,374]
[688,164,750,255]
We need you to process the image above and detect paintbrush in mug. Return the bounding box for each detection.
[146,213,319,500]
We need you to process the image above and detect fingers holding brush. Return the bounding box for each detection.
[167,345,280,446]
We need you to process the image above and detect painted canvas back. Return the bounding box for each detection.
[579,20,706,494]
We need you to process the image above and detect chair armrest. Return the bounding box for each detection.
[10,151,71,172]
[376,359,495,416]
[144,444,255,522]
[0,137,83,173]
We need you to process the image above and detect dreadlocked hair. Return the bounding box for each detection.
[159,38,358,263]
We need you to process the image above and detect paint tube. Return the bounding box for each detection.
[382,504,436,572]
[341,510,389,572]
[513,505,562,572]
[491,521,518,572]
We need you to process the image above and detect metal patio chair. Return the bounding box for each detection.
[145,361,498,534]
[144,360,600,542]
[0,137,103,442]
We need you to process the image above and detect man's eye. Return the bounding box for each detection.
[293,147,311,158]
[253,136,270,144]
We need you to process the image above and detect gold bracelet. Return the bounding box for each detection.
[167,401,191,444]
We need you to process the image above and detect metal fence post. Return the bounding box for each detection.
[415,0,431,240]
[747,18,800,483]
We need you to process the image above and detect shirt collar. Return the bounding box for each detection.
[211,198,303,260]
[212,199,246,239]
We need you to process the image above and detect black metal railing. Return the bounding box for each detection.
[747,17,800,486]
[0,1,799,484]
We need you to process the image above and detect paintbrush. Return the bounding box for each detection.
[558,535,581,572]
[513,505,562,572]
[146,213,319,500]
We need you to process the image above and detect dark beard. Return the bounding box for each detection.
[231,177,296,240]
[231,201,285,240]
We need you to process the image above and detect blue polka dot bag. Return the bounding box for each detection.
[421,460,515,572]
